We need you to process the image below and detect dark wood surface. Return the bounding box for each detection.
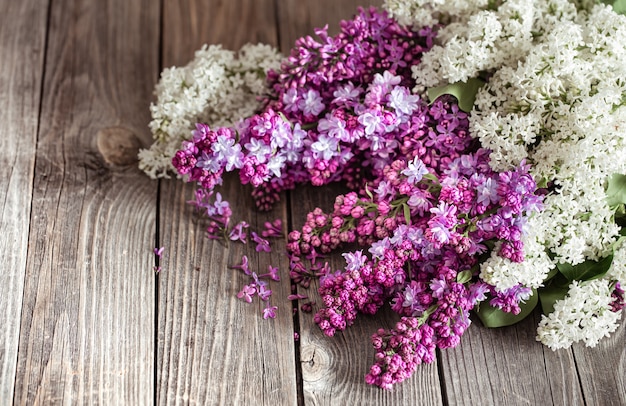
[1,0,624,405]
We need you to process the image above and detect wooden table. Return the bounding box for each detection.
[1,0,624,404]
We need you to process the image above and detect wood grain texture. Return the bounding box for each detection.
[157,1,298,404]
[0,0,48,402]
[162,0,282,67]
[574,314,626,406]
[440,310,583,405]
[290,183,443,406]
[157,179,297,405]
[13,0,159,403]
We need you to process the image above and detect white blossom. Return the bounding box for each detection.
[138,43,282,178]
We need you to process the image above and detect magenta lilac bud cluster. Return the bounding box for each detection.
[287,149,541,388]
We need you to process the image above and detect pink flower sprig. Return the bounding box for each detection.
[152,246,164,273]
[262,219,283,238]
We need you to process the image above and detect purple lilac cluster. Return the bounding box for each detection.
[287,151,541,388]
[172,7,437,210]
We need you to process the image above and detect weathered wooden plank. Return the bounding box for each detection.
[0,0,49,402]
[439,310,583,405]
[574,314,626,406]
[157,1,298,404]
[279,1,443,403]
[13,0,159,403]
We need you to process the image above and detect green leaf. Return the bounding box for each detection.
[456,270,473,284]
[601,0,626,14]
[543,266,560,283]
[556,254,613,282]
[475,289,538,328]
[606,173,626,209]
[403,203,411,225]
[427,78,485,113]
[364,183,373,200]
[538,285,570,315]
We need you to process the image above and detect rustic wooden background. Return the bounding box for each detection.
[0,0,624,404]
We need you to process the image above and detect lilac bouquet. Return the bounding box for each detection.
[144,1,626,390]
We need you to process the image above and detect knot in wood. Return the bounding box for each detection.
[301,344,330,377]
[96,126,142,166]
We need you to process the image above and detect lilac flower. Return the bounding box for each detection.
[267,154,287,178]
[318,115,351,142]
[229,255,251,275]
[475,176,498,206]
[263,305,278,319]
[251,231,271,252]
[261,219,283,238]
[262,265,280,281]
[402,157,428,184]
[212,135,244,171]
[428,221,452,244]
[468,282,489,305]
[258,284,272,301]
[310,135,339,161]
[196,150,222,172]
[389,87,420,117]
[153,247,164,258]
[372,70,401,89]
[430,279,448,299]
[237,284,256,303]
[332,82,362,105]
[283,88,299,113]
[209,193,230,216]
[229,221,249,243]
[297,89,325,117]
[358,110,385,136]
[342,250,367,272]
[244,138,271,164]
[368,238,390,260]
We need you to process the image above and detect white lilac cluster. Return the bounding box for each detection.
[473,3,626,281]
[536,238,625,349]
[383,0,489,27]
[138,43,282,178]
[387,0,579,91]
[386,0,626,348]
[536,279,621,350]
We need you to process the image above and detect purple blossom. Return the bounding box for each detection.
[402,157,428,184]
[229,221,249,243]
[283,88,299,113]
[258,284,272,301]
[237,284,256,303]
[368,238,390,260]
[262,265,280,281]
[430,279,448,299]
[389,87,420,117]
[251,232,271,253]
[244,138,271,164]
[332,82,362,105]
[298,89,325,116]
[263,305,278,319]
[358,110,385,136]
[229,255,251,275]
[342,250,367,272]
